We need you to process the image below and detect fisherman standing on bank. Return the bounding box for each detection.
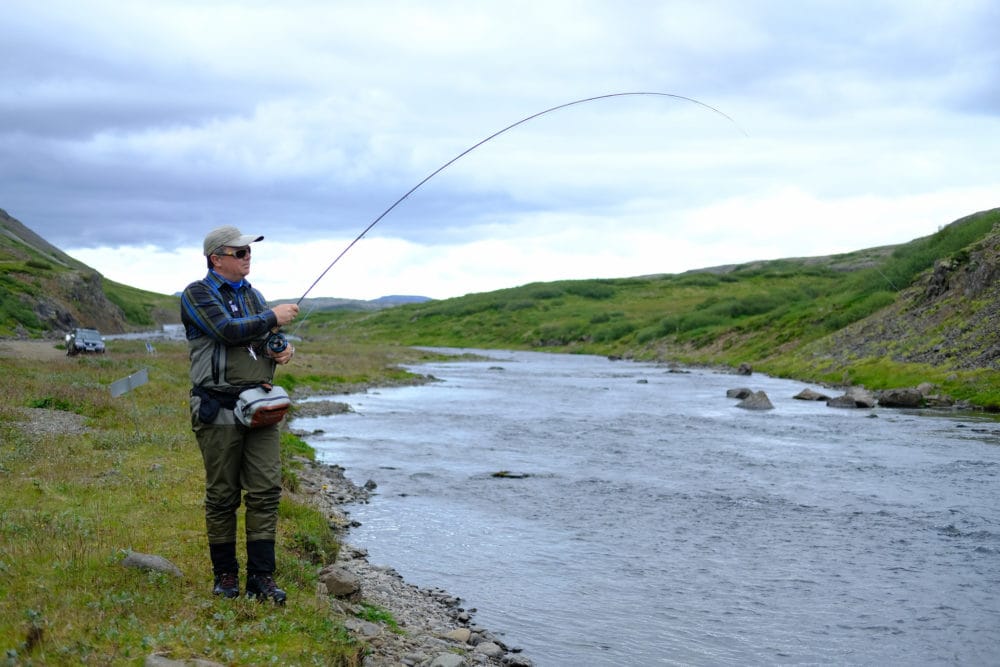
[181,225,299,603]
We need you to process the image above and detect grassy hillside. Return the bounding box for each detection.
[301,207,1000,408]
[0,209,179,337]
[5,205,1000,406]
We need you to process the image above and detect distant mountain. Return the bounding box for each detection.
[370,295,432,306]
[273,294,432,313]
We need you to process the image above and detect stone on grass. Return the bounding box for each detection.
[122,551,183,578]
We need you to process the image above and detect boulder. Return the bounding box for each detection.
[428,654,466,667]
[121,551,183,578]
[445,628,472,643]
[846,387,876,408]
[827,387,875,409]
[736,390,774,410]
[727,387,753,399]
[736,362,753,376]
[924,394,956,408]
[826,395,859,408]
[793,388,831,401]
[473,641,505,658]
[319,565,361,598]
[878,388,925,408]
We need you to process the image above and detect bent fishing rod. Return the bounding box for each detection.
[267,91,743,352]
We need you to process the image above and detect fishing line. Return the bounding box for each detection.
[275,91,744,348]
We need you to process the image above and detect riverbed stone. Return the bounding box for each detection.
[828,386,876,408]
[474,641,504,658]
[427,654,465,667]
[878,387,924,407]
[503,655,535,667]
[793,388,831,401]
[319,564,362,597]
[446,628,472,643]
[344,617,382,638]
[736,390,774,410]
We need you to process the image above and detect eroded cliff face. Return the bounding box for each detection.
[813,222,1000,371]
[55,271,130,332]
[5,270,130,338]
[2,208,133,337]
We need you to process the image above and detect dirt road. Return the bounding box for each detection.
[0,339,69,361]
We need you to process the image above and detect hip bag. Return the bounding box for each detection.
[235,383,291,428]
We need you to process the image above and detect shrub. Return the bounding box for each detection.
[528,286,564,300]
[591,321,636,343]
[505,300,535,312]
[564,281,615,300]
[25,260,53,271]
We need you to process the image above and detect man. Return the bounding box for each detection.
[180,225,299,604]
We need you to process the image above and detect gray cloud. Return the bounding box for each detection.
[1,0,997,298]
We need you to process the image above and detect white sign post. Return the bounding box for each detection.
[109,368,149,398]
[109,368,150,438]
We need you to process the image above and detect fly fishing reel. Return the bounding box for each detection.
[265,330,288,354]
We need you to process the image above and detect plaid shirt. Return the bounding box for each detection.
[180,270,276,345]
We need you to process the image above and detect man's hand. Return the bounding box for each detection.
[272,303,299,327]
[269,344,295,365]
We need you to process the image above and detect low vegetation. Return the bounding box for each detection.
[0,338,434,665]
[3,206,1000,662]
[303,208,1000,408]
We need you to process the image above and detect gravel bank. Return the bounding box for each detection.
[290,458,534,667]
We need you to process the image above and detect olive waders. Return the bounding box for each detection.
[186,277,286,603]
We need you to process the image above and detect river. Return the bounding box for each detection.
[294,349,1000,666]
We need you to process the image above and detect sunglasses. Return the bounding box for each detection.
[216,246,251,259]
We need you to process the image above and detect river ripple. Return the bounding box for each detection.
[297,349,1000,666]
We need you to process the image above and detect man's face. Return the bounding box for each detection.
[212,245,252,281]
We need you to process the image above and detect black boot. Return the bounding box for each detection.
[246,540,286,604]
[212,572,240,598]
[246,573,287,605]
[209,542,240,598]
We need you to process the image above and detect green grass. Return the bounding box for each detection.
[297,208,1000,408]
[0,338,436,665]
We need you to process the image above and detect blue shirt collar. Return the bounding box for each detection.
[208,269,246,291]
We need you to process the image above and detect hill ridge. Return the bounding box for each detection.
[5,205,1000,410]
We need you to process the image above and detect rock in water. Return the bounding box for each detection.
[736,390,774,410]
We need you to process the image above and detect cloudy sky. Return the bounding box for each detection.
[2,1,997,300]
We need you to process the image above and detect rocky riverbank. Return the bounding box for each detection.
[288,455,534,667]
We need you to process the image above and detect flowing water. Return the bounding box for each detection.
[295,350,1000,666]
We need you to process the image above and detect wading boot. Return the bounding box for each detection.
[245,540,285,604]
[209,542,240,598]
[246,573,286,605]
[212,572,240,598]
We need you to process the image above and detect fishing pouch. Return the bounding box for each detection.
[235,383,291,428]
[192,386,238,424]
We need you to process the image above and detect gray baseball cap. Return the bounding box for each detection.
[203,225,264,256]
